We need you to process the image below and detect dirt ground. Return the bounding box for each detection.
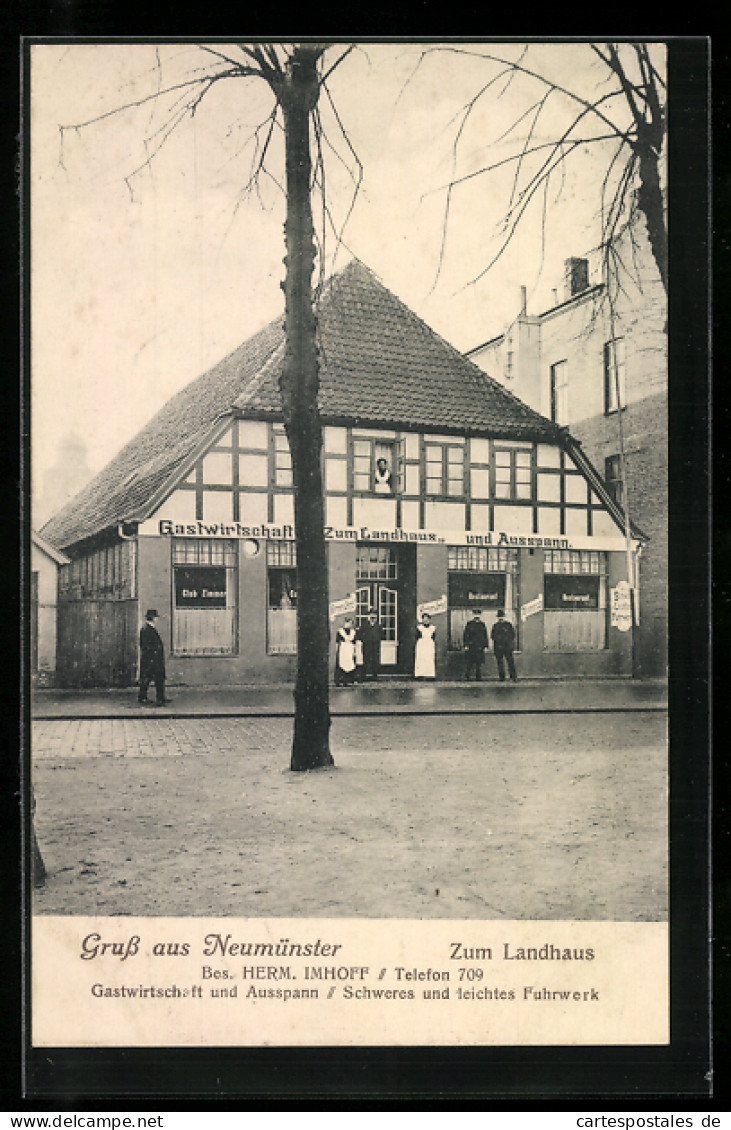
[32,712,667,921]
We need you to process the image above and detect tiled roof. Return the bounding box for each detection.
[41,259,561,550]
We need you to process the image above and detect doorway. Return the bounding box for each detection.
[355,543,416,672]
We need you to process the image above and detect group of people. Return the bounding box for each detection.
[334,610,384,686]
[334,607,517,685]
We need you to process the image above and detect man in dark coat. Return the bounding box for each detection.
[462,608,489,680]
[138,609,168,705]
[490,608,518,682]
[357,610,383,680]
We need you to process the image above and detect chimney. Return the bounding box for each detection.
[564,257,589,299]
[519,285,527,315]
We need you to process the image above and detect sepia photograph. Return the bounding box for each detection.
[26,39,683,1060]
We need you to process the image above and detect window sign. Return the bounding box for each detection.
[448,573,506,609]
[544,574,600,610]
[174,566,227,609]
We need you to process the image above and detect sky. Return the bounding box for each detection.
[29,40,665,521]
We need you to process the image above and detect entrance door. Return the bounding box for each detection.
[355,545,402,669]
[356,580,398,666]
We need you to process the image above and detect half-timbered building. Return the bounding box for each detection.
[41,260,643,686]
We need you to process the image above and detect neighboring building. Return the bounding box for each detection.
[41,260,642,688]
[30,532,70,686]
[468,227,667,678]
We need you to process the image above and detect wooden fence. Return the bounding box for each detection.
[56,600,139,688]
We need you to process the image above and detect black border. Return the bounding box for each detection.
[11,34,714,1107]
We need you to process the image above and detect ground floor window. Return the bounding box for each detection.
[543,549,607,650]
[172,539,237,656]
[447,546,519,649]
[267,541,297,654]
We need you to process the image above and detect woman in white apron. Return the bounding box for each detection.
[414,612,436,679]
[334,617,357,686]
[374,457,393,494]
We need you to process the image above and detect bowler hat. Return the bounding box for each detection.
[145,609,159,619]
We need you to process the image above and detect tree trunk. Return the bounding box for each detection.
[637,144,667,295]
[278,49,333,771]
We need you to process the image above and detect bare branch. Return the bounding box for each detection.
[198,44,252,70]
[418,45,635,144]
[319,78,363,263]
[319,44,356,86]
[58,66,254,138]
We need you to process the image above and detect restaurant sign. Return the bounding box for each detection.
[610,581,633,632]
[521,594,544,621]
[417,595,448,618]
[329,593,357,621]
[544,575,600,611]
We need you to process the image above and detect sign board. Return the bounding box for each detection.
[173,566,227,609]
[544,575,600,611]
[521,594,544,621]
[417,595,448,618]
[610,581,633,632]
[448,573,505,610]
[148,517,638,555]
[329,593,357,621]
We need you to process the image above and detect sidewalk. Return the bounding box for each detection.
[31,677,667,718]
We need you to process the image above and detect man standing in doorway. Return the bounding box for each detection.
[462,608,489,680]
[357,610,383,681]
[491,609,518,682]
[138,609,168,706]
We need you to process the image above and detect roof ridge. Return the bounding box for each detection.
[319,258,560,435]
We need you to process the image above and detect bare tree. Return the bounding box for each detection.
[59,41,360,771]
[415,41,665,668]
[420,42,666,297]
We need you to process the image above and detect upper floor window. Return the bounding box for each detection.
[494,446,532,501]
[550,360,569,424]
[604,337,626,414]
[425,440,464,498]
[272,425,292,488]
[353,438,396,494]
[604,454,624,508]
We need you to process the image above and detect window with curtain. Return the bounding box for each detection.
[543,549,607,651]
[267,541,297,654]
[172,539,237,656]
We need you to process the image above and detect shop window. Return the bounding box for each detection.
[172,539,237,656]
[604,337,626,414]
[605,453,624,507]
[447,546,518,650]
[267,541,297,655]
[550,360,569,423]
[425,440,464,498]
[494,446,533,501]
[272,425,292,489]
[543,550,606,651]
[353,437,396,494]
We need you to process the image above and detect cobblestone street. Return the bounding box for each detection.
[32,711,667,921]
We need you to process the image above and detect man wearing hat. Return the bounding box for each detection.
[138,609,168,706]
[462,608,489,681]
[357,609,383,681]
[490,608,518,682]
